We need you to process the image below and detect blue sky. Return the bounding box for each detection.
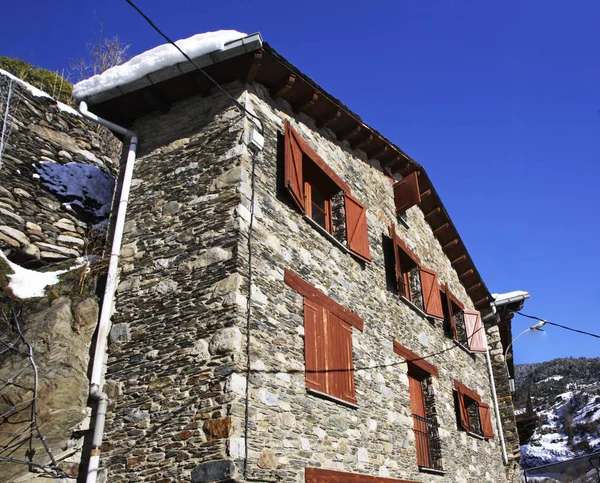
[2,1,599,364]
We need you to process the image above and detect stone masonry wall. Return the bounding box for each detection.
[101,86,250,482]
[230,82,515,483]
[0,72,120,267]
[485,316,522,464]
[98,80,520,483]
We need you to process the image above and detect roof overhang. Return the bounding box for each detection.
[81,33,492,310]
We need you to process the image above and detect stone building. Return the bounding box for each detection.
[73,32,523,483]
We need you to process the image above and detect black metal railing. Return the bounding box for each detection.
[413,414,443,471]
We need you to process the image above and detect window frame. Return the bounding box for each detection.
[284,269,364,407]
[388,224,445,320]
[441,285,487,353]
[453,380,495,440]
[394,341,443,472]
[284,120,371,262]
[304,180,333,234]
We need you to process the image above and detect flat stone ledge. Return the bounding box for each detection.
[302,215,350,256]
[399,295,428,319]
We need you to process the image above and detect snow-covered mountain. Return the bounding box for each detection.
[515,358,600,469]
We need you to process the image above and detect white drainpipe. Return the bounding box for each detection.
[482,306,509,465]
[79,101,138,483]
[486,347,509,465]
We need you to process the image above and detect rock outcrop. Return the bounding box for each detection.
[0,296,99,482]
[0,71,120,267]
[0,69,121,481]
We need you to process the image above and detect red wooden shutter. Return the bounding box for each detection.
[327,313,357,405]
[393,341,440,378]
[454,381,471,432]
[393,171,421,213]
[284,121,305,212]
[408,375,430,467]
[479,402,495,439]
[463,309,487,353]
[306,467,420,483]
[304,298,326,392]
[419,268,444,319]
[344,193,371,262]
[388,225,402,294]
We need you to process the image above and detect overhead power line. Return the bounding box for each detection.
[517,311,600,340]
[124,0,264,132]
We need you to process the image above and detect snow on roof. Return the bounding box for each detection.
[492,290,530,304]
[0,69,79,116]
[73,30,247,100]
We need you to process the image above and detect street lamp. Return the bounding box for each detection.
[504,320,546,392]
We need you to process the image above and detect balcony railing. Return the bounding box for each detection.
[413,414,443,471]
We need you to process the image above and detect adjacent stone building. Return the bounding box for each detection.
[74,32,522,483]
[0,69,120,481]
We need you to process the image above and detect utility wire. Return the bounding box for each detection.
[124,0,264,132]
[120,0,482,374]
[243,146,259,479]
[517,311,600,340]
[103,6,488,473]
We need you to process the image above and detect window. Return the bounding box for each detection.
[284,269,364,406]
[393,171,421,214]
[388,224,445,320]
[304,178,332,233]
[393,342,443,471]
[441,285,487,353]
[284,120,371,262]
[453,380,495,439]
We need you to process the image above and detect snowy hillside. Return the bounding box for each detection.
[516,358,600,469]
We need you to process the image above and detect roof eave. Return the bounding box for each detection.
[82,34,492,310]
[76,33,264,105]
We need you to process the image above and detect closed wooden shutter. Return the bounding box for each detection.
[305,467,420,483]
[284,120,305,212]
[454,381,471,432]
[408,375,430,467]
[327,313,357,405]
[304,298,326,392]
[419,268,444,319]
[463,309,487,353]
[479,402,495,439]
[393,171,421,213]
[344,193,371,262]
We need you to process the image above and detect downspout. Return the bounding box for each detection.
[79,101,138,483]
[486,346,509,464]
[482,306,509,465]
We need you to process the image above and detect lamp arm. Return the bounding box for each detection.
[504,327,532,360]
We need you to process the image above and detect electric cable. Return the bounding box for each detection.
[91,6,491,470]
[124,0,264,133]
[517,311,600,340]
[243,145,258,480]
